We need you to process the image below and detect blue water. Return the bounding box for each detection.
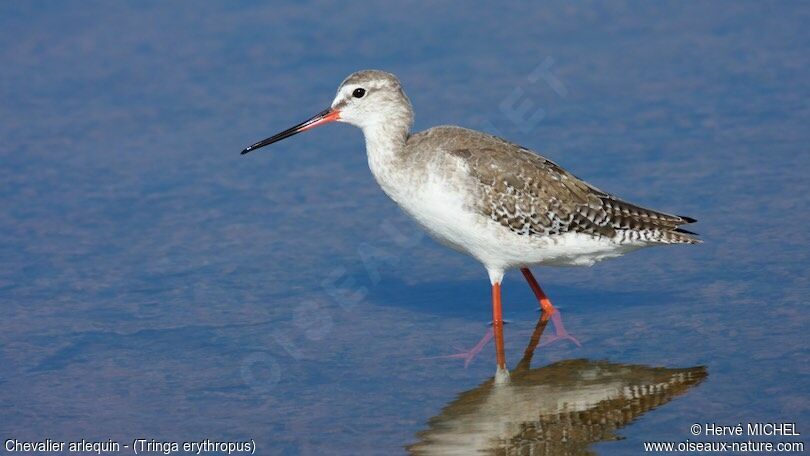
[1,1,808,454]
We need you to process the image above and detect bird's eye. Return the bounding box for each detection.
[352,88,366,98]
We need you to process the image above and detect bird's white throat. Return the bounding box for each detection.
[361,121,411,197]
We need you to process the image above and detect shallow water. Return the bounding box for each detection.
[1,1,808,454]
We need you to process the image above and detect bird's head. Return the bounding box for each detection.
[241,70,413,155]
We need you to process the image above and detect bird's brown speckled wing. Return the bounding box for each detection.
[416,126,699,244]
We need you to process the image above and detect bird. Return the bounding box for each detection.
[241,70,700,382]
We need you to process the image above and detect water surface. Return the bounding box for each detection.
[1,1,808,454]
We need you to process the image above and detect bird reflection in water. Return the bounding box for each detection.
[409,316,707,455]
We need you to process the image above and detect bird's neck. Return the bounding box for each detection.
[362,122,410,194]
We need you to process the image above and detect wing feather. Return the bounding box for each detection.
[431,128,699,244]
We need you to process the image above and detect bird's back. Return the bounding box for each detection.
[406,126,699,245]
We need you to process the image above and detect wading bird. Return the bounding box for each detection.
[241,70,699,382]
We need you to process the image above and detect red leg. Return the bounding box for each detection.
[521,267,556,317]
[491,282,507,370]
[520,268,581,347]
[424,279,506,369]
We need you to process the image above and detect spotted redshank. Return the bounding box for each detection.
[241,70,700,382]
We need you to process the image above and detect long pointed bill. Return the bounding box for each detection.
[241,108,341,155]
